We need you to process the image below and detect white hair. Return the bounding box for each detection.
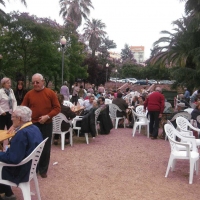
[14,106,32,122]
[1,77,11,87]
[32,73,44,80]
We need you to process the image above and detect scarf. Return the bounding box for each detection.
[4,88,12,109]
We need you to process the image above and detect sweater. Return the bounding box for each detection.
[21,88,61,123]
[144,91,165,113]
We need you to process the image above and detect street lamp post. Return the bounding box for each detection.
[60,36,67,84]
[0,54,3,70]
[115,69,118,90]
[106,63,109,84]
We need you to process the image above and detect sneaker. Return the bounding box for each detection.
[40,173,47,178]
[54,140,58,145]
[3,195,17,200]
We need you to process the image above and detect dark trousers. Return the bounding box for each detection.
[149,111,160,138]
[34,122,52,174]
[0,112,12,130]
[71,95,78,105]
[0,184,13,196]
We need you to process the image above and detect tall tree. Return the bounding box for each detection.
[59,0,93,30]
[121,44,136,64]
[83,18,106,57]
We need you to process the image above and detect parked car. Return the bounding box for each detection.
[117,79,127,83]
[126,78,137,84]
[158,80,174,84]
[135,79,149,85]
[148,79,157,84]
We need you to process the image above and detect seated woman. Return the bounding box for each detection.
[54,94,76,145]
[0,106,43,200]
[191,101,200,128]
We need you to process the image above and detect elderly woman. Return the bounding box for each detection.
[0,77,17,130]
[0,106,43,200]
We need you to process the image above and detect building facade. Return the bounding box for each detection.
[130,46,145,63]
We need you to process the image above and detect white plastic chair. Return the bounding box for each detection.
[176,117,200,146]
[72,116,89,144]
[132,108,149,138]
[170,111,191,122]
[109,104,126,129]
[78,98,84,106]
[63,100,74,108]
[184,108,194,114]
[0,138,48,200]
[52,113,73,150]
[164,124,199,184]
[105,99,112,105]
[95,107,102,135]
[135,105,145,115]
[164,102,172,113]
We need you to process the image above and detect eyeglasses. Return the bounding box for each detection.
[32,81,40,85]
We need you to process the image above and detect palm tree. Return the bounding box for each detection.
[0,0,27,15]
[83,18,106,57]
[59,0,93,30]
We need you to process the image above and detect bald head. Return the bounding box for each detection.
[155,87,162,93]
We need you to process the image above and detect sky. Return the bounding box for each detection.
[4,0,186,59]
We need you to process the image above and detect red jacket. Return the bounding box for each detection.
[144,91,165,113]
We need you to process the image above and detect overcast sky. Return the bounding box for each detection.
[4,0,185,59]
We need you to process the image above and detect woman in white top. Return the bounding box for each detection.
[0,77,17,129]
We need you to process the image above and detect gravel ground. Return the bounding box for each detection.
[12,127,200,200]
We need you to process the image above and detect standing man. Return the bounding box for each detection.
[183,87,190,103]
[60,81,69,101]
[22,73,60,178]
[144,87,165,140]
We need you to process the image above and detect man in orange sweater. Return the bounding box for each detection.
[22,73,60,178]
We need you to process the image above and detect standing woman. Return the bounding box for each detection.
[0,77,17,130]
[14,80,27,105]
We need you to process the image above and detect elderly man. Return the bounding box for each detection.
[0,106,43,200]
[21,73,60,178]
[60,81,69,101]
[144,87,165,139]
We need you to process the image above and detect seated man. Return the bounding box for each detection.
[97,97,113,134]
[82,95,95,114]
[0,106,43,200]
[112,92,128,127]
[168,102,186,128]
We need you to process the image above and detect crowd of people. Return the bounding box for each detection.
[1,75,200,199]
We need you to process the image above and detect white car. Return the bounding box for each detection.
[126,78,137,84]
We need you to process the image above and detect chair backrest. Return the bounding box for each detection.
[95,107,102,123]
[19,138,48,181]
[63,101,74,108]
[78,98,84,106]
[170,111,191,122]
[176,116,190,132]
[184,108,193,114]
[131,108,148,123]
[109,104,122,118]
[164,102,172,113]
[52,113,72,132]
[136,105,145,115]
[105,99,112,105]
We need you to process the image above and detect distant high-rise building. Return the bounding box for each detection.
[130,46,145,63]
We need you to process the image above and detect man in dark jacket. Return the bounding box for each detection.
[112,92,128,117]
[144,87,165,139]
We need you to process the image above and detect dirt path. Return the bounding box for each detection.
[12,128,200,200]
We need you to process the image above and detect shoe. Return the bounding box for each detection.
[118,124,124,128]
[151,137,157,140]
[40,173,47,178]
[3,195,16,200]
[54,140,58,145]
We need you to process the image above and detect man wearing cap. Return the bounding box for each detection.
[144,87,165,139]
[183,87,190,103]
[168,102,186,128]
